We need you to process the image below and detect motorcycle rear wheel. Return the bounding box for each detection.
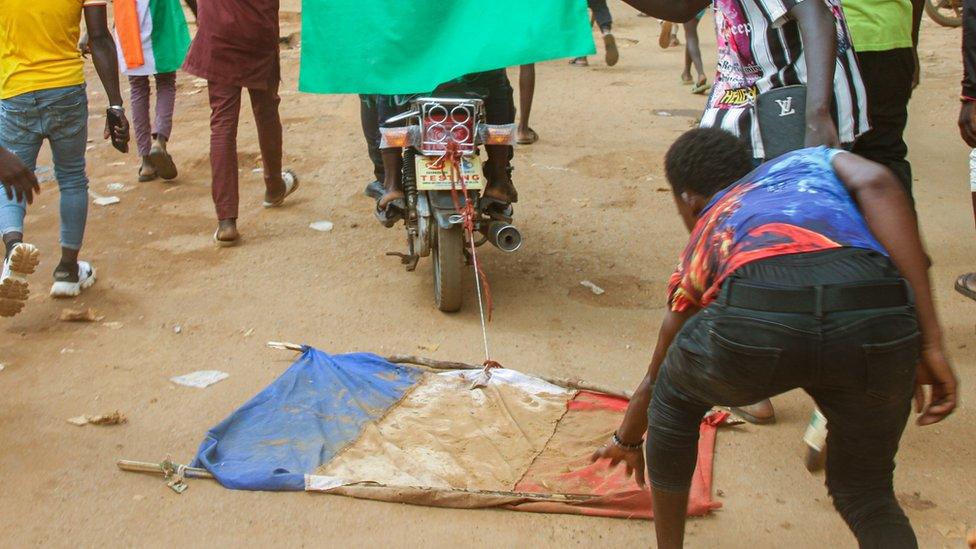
[433,225,464,312]
[924,0,962,27]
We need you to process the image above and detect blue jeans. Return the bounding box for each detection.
[0,84,89,250]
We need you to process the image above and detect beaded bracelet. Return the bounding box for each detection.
[611,431,643,451]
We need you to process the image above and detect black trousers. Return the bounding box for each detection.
[851,48,915,197]
[588,0,613,33]
[646,249,919,548]
[358,94,384,182]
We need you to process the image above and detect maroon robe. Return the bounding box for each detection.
[183,0,281,89]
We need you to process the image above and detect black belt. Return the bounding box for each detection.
[723,279,910,315]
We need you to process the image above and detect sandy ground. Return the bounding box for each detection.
[1,2,974,547]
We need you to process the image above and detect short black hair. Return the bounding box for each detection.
[664,128,754,197]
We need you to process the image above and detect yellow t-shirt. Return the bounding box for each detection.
[0,0,108,100]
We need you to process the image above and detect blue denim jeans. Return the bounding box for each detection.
[0,84,89,250]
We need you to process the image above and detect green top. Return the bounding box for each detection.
[842,0,914,52]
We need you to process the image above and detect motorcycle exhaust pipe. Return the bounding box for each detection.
[486,221,522,252]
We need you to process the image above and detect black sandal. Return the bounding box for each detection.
[374,197,406,228]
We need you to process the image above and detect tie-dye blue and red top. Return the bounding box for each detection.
[667,147,888,312]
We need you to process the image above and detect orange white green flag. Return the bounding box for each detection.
[113,0,190,75]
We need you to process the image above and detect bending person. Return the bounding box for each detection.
[592,128,957,549]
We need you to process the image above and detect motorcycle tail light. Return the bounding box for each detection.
[379,125,420,149]
[418,99,481,155]
[478,123,517,146]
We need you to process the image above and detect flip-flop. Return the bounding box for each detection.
[658,21,675,49]
[263,169,300,207]
[681,75,694,85]
[569,57,589,67]
[516,128,539,145]
[148,143,178,180]
[603,33,619,67]
[374,197,405,228]
[691,80,711,95]
[213,228,239,248]
[138,166,158,183]
[955,272,976,302]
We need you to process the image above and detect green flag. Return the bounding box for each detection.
[299,0,597,95]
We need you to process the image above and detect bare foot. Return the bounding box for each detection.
[377,189,404,209]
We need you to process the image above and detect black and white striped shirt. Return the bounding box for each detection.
[700,0,869,158]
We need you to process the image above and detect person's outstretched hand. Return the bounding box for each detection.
[959,101,976,147]
[0,147,40,204]
[590,439,647,489]
[914,343,958,426]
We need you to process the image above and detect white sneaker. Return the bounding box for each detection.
[50,260,96,298]
[0,243,40,317]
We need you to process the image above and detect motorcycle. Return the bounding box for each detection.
[379,95,522,312]
[925,0,962,28]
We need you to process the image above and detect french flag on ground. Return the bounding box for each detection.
[193,347,723,519]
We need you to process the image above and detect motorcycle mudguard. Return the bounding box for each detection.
[428,191,478,229]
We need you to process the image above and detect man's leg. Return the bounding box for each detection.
[0,93,44,315]
[44,87,91,286]
[517,65,537,144]
[0,95,43,251]
[850,49,914,196]
[684,18,707,93]
[147,72,180,180]
[128,75,155,179]
[206,81,243,240]
[588,0,613,33]
[809,385,917,547]
[359,94,385,184]
[376,95,411,212]
[808,305,919,549]
[248,81,286,203]
[153,72,177,145]
[645,364,712,549]
[588,0,619,66]
[483,71,518,203]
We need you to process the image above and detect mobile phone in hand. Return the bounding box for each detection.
[106,108,129,153]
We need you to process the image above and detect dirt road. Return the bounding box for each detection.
[1,3,973,547]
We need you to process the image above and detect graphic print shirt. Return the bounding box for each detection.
[666,147,887,312]
[700,0,869,158]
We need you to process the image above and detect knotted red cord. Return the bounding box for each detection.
[431,141,494,321]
